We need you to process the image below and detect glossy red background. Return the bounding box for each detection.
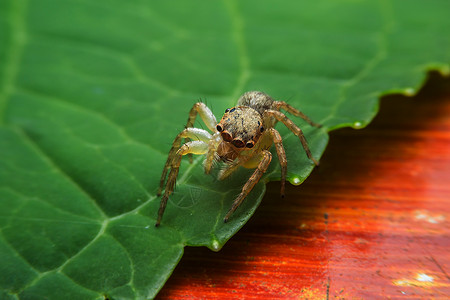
[157,73,450,299]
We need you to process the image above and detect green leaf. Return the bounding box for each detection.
[0,0,448,299]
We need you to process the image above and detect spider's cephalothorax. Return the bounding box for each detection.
[156,91,321,226]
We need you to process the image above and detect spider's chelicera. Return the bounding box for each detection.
[156,91,321,226]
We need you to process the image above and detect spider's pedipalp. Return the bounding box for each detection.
[204,132,222,174]
[218,155,251,181]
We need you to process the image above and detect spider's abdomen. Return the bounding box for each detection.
[237,91,275,115]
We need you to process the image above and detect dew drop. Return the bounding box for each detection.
[353,121,363,129]
[292,177,301,185]
[211,239,220,251]
[404,88,415,96]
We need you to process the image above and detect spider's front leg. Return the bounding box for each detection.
[266,110,320,166]
[158,128,212,196]
[184,102,217,162]
[156,129,211,227]
[224,150,272,223]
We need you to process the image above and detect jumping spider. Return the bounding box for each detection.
[156,91,321,226]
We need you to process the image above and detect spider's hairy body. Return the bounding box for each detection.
[156,91,321,226]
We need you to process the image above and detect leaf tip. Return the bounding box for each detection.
[211,239,221,251]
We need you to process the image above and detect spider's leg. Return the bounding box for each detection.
[273,101,322,128]
[268,128,287,197]
[204,132,221,174]
[158,128,211,196]
[266,110,320,166]
[224,150,272,223]
[185,102,217,131]
[156,140,209,227]
[184,102,218,163]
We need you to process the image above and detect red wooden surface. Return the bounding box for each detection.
[157,73,450,299]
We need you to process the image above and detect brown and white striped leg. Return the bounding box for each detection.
[224,150,272,223]
[158,128,212,196]
[266,110,320,166]
[268,128,287,197]
[273,101,322,128]
[156,140,209,227]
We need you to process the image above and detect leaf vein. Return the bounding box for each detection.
[15,128,109,219]
[0,0,28,125]
[225,0,251,104]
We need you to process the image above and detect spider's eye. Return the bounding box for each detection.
[246,141,254,148]
[221,131,232,142]
[225,108,230,113]
[260,127,265,132]
[232,139,245,148]
[216,124,223,132]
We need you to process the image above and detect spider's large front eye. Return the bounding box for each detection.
[216,124,223,132]
[246,141,254,148]
[232,139,245,148]
[221,131,232,142]
[225,108,230,113]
